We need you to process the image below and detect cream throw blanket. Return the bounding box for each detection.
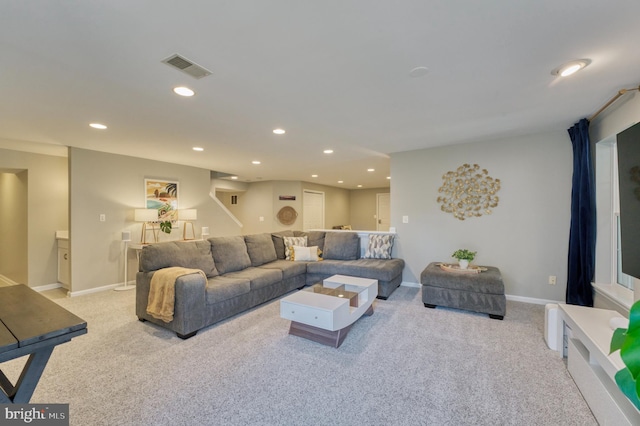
[147,267,207,323]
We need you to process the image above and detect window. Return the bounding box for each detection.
[595,131,636,309]
[616,214,634,289]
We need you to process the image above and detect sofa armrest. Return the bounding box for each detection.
[136,270,207,337]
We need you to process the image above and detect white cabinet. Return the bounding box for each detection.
[56,234,70,289]
[559,304,640,425]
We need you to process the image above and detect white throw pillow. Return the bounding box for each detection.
[283,236,307,260]
[292,245,319,262]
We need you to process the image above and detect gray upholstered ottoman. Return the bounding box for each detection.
[420,262,506,320]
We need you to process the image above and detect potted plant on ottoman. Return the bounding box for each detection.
[452,249,476,269]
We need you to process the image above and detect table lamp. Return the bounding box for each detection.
[180,209,197,240]
[135,208,158,244]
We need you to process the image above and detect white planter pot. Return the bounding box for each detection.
[458,259,469,269]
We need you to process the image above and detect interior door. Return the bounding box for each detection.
[376,193,390,231]
[303,190,325,230]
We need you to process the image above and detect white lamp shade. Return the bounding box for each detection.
[180,209,197,221]
[135,209,158,222]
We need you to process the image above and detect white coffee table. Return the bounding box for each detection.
[280,275,378,347]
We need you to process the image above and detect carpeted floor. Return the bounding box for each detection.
[3,286,596,425]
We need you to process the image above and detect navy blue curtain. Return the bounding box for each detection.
[566,118,595,306]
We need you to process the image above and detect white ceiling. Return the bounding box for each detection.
[2,1,639,189]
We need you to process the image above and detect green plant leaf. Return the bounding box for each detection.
[159,221,172,234]
[615,368,640,411]
[621,329,640,380]
[611,327,628,353]
[628,300,640,334]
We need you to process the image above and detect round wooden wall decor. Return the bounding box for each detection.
[277,206,298,225]
[437,163,501,220]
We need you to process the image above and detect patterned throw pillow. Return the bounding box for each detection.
[363,234,395,259]
[283,236,307,260]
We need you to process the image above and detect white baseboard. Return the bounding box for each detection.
[31,282,65,292]
[69,283,121,297]
[0,274,18,286]
[401,281,562,305]
[505,294,563,305]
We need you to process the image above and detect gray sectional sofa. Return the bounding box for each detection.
[136,230,404,338]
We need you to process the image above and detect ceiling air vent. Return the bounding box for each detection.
[162,54,212,79]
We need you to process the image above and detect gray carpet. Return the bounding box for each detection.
[2,286,596,425]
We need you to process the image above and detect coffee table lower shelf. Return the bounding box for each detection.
[288,305,374,348]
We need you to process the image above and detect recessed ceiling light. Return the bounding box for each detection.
[230,176,238,180]
[311,174,318,178]
[89,123,107,130]
[357,185,363,188]
[273,128,285,135]
[409,66,429,78]
[252,160,261,165]
[338,180,344,184]
[367,168,375,172]
[192,147,204,152]
[323,149,334,154]
[387,176,391,180]
[551,59,591,77]
[173,86,195,97]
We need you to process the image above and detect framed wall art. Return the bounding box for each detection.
[145,179,179,222]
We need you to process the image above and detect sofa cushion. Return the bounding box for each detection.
[205,276,251,304]
[258,259,308,280]
[283,236,307,260]
[223,267,283,291]
[294,231,326,251]
[323,232,359,260]
[363,234,395,259]
[306,258,405,282]
[271,230,295,259]
[139,240,219,277]
[209,236,251,275]
[244,233,278,267]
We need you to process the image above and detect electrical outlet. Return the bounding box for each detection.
[548,275,556,285]
[99,214,106,222]
[402,215,409,223]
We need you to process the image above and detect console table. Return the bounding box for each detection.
[0,285,87,403]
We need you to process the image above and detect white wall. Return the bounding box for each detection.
[391,131,573,301]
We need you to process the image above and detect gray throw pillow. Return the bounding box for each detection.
[323,232,359,260]
[294,231,326,251]
[245,233,278,267]
[209,236,251,274]
[139,240,219,277]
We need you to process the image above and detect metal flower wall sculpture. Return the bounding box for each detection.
[437,163,501,220]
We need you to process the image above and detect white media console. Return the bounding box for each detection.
[551,304,640,425]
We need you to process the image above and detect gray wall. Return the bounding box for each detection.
[391,131,573,301]
[0,172,28,284]
[350,188,389,231]
[69,148,241,293]
[222,180,352,234]
[0,148,68,287]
